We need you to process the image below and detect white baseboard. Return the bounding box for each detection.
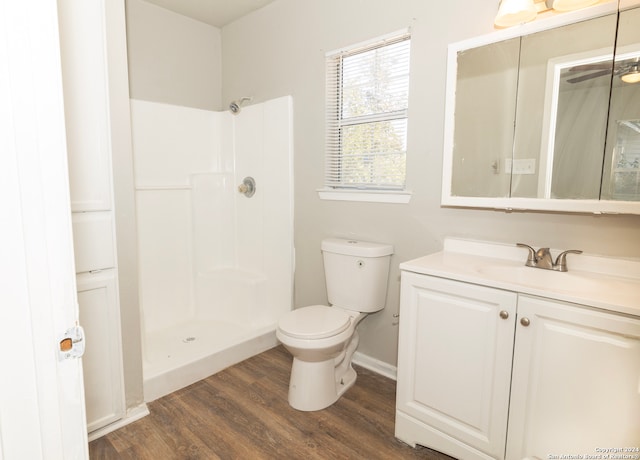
[352,351,397,381]
[87,403,150,442]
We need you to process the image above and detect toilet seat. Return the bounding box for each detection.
[278,305,351,340]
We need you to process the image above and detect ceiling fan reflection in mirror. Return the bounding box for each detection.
[566,58,640,84]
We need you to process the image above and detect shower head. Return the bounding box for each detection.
[229,97,252,115]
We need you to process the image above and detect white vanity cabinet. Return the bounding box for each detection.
[395,240,640,460]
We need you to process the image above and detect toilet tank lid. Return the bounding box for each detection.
[321,238,393,257]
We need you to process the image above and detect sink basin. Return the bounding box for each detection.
[401,238,640,315]
[477,264,633,296]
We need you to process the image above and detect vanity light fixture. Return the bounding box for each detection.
[495,0,600,28]
[494,0,537,28]
[621,64,640,84]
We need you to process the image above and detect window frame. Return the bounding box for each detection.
[318,29,412,204]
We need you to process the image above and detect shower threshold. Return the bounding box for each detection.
[142,320,278,401]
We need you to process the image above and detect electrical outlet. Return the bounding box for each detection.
[504,158,536,175]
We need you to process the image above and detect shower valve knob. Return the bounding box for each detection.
[238,176,256,198]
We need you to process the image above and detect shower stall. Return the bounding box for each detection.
[130,96,294,401]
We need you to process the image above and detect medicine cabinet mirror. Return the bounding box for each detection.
[442,4,640,214]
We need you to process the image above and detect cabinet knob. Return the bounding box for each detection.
[499,310,509,320]
[520,317,531,327]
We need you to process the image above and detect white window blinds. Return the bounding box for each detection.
[325,32,411,191]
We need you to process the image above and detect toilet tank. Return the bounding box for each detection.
[321,238,393,313]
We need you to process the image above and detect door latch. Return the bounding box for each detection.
[58,325,85,361]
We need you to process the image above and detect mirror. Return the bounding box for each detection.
[601,7,640,201]
[514,13,616,199]
[451,38,520,198]
[444,6,640,213]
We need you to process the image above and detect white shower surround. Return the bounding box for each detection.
[130,96,293,401]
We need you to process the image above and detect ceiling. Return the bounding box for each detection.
[142,0,276,28]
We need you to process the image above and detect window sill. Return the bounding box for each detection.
[317,188,412,204]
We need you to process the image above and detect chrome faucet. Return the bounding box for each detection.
[516,243,582,272]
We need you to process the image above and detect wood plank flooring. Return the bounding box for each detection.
[89,345,454,459]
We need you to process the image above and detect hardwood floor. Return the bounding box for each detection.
[89,345,454,459]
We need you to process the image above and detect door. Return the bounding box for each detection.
[395,272,517,460]
[0,1,89,459]
[507,295,640,459]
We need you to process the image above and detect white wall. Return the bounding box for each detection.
[220,0,640,367]
[125,0,222,110]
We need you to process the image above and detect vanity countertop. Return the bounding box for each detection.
[400,238,640,317]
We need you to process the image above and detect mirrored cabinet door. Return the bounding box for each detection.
[443,2,640,214]
[451,38,519,198]
[512,13,617,200]
[601,7,640,201]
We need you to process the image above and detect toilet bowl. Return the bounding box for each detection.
[277,238,393,411]
[277,305,365,411]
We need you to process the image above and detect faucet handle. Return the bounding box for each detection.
[516,243,536,266]
[554,249,583,272]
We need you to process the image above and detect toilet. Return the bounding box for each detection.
[276,238,393,411]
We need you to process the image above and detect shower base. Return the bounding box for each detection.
[143,320,278,401]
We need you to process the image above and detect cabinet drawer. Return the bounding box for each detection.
[72,211,115,273]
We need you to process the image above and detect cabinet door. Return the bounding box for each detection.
[77,270,125,433]
[396,272,517,459]
[507,295,640,459]
[58,0,112,212]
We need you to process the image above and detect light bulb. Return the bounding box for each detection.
[494,0,537,28]
[621,66,640,84]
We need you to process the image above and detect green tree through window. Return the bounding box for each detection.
[325,33,411,190]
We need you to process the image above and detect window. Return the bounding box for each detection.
[322,31,411,202]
